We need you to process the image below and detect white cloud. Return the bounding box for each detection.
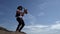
[24,13,36,25]
[55,21,60,24]
[50,23,60,29]
[38,12,45,16]
[24,14,60,34]
[50,21,60,30]
[40,3,47,10]
[23,21,60,34]
[24,25,49,32]
[38,1,48,10]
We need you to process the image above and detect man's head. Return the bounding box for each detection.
[17,6,23,10]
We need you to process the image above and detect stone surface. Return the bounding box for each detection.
[0,27,26,34]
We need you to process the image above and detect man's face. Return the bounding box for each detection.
[19,7,22,10]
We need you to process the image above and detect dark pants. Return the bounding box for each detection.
[16,17,25,32]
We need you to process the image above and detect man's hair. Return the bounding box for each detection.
[17,6,23,10]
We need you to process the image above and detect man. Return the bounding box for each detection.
[15,6,28,32]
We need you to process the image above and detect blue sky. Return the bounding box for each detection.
[0,0,60,34]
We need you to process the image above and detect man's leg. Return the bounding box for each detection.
[19,19,25,32]
[16,23,21,31]
[16,18,21,32]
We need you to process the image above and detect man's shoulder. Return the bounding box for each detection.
[16,9,20,11]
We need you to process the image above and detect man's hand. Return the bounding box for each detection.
[21,12,24,16]
[24,8,28,14]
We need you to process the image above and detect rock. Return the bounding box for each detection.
[0,27,26,34]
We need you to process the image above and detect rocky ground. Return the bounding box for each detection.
[0,27,26,34]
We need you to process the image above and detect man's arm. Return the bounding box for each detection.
[24,8,28,14]
[15,9,20,17]
[21,12,25,16]
[21,8,28,16]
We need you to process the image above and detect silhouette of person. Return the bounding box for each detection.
[15,6,28,32]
